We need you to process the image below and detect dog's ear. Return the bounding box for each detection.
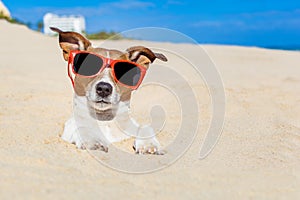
[126,46,167,68]
[50,27,91,61]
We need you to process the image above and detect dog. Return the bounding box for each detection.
[51,27,168,154]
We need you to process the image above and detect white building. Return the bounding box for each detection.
[43,13,85,35]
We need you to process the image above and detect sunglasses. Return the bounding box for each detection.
[67,50,147,90]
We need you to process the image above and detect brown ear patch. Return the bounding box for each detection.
[126,46,168,63]
[50,27,63,34]
[154,53,168,62]
[50,27,91,61]
[50,27,91,50]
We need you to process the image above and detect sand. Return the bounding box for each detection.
[0,19,300,199]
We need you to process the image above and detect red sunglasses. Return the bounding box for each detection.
[67,50,147,90]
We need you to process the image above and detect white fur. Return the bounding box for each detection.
[78,41,85,51]
[62,95,161,153]
[62,65,162,154]
[130,51,140,61]
[87,68,120,106]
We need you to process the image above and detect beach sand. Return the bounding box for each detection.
[1,20,300,199]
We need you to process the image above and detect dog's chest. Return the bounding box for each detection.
[74,95,131,143]
[97,121,131,142]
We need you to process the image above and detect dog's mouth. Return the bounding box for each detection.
[90,100,113,112]
[95,100,111,104]
[88,100,117,121]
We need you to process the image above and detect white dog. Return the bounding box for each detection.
[51,27,167,154]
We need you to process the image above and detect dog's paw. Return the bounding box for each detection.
[133,138,165,155]
[78,141,108,152]
[61,119,108,152]
[73,138,108,152]
[133,145,165,155]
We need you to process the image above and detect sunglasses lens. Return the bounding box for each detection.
[114,62,141,86]
[73,53,103,76]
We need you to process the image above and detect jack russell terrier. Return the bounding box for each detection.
[51,27,168,155]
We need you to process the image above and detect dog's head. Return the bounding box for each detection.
[51,27,167,121]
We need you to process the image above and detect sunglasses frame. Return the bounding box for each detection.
[67,50,147,90]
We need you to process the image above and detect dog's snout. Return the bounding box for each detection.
[96,82,113,98]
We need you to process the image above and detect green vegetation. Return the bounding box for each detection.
[37,20,43,32]
[0,13,126,39]
[0,12,26,25]
[85,31,124,40]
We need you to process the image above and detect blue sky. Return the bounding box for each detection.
[4,0,300,47]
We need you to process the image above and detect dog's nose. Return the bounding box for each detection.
[95,82,113,98]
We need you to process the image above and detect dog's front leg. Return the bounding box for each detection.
[61,117,108,152]
[116,108,165,155]
[133,125,165,155]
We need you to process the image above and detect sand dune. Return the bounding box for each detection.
[1,20,300,199]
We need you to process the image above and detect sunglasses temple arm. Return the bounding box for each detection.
[67,63,75,88]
